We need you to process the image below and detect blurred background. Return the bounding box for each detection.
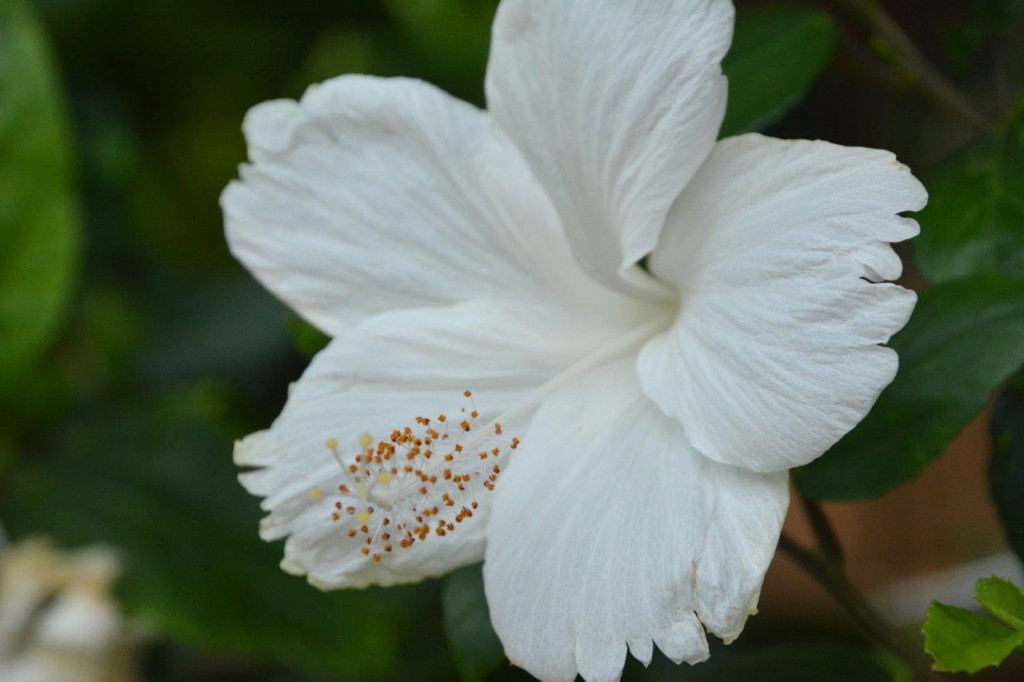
[2,0,1023,680]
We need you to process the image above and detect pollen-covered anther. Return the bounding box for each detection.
[320,391,519,563]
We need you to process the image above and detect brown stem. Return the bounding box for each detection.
[778,533,941,680]
[837,0,994,133]
[800,496,844,566]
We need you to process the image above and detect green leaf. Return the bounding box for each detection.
[0,0,81,396]
[914,110,1024,284]
[0,388,451,680]
[923,601,1024,674]
[288,315,331,359]
[798,275,1024,500]
[992,383,1024,562]
[720,6,838,136]
[442,564,506,682]
[977,576,1024,630]
[384,0,497,105]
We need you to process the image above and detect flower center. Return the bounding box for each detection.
[321,390,519,564]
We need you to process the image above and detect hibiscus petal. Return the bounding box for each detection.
[486,0,733,293]
[484,361,788,682]
[238,299,639,589]
[222,75,610,336]
[639,134,928,472]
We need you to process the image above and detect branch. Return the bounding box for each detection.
[836,0,994,132]
[800,496,844,566]
[778,533,941,681]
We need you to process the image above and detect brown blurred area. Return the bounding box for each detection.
[765,409,1004,613]
[758,409,1024,679]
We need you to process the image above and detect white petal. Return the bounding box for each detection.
[486,0,733,293]
[222,75,612,335]
[238,299,640,589]
[640,134,928,472]
[484,361,788,682]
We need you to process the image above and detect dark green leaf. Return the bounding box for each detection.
[977,576,1024,630]
[720,7,838,136]
[923,601,1024,674]
[298,25,402,87]
[0,388,451,680]
[288,316,331,359]
[384,0,498,105]
[443,564,506,682]
[0,0,81,396]
[915,110,1024,284]
[992,384,1024,562]
[799,276,1024,500]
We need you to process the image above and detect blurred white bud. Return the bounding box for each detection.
[0,538,139,682]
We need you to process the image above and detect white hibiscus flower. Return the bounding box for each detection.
[221,1,927,680]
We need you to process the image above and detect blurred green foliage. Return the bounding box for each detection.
[915,108,1024,283]
[946,0,1024,69]
[0,0,80,401]
[720,6,838,136]
[443,564,505,682]
[1,0,1024,680]
[991,380,1024,563]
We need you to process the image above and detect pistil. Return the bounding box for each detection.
[321,391,519,563]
